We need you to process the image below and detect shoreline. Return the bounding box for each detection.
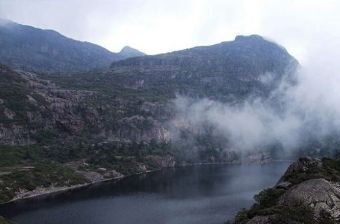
[0,159,291,206]
[0,168,161,206]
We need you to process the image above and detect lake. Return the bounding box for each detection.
[0,162,290,224]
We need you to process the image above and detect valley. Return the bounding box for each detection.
[0,13,339,224]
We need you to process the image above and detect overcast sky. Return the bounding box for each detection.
[0,0,339,62]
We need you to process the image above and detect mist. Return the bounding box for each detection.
[170,38,340,155]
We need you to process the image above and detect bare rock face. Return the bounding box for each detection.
[0,65,168,145]
[279,178,340,219]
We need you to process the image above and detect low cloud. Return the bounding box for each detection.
[171,48,340,155]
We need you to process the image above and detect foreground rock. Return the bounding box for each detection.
[230,157,340,224]
[279,178,340,218]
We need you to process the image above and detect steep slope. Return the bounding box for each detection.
[0,64,168,145]
[109,35,297,101]
[0,64,98,144]
[0,19,144,73]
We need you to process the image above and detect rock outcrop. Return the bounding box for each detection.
[232,157,340,224]
[280,178,340,219]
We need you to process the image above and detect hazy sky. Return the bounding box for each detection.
[0,0,339,62]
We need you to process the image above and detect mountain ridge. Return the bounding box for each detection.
[0,19,145,73]
[109,34,297,101]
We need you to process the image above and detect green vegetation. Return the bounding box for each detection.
[0,162,87,204]
[0,140,177,203]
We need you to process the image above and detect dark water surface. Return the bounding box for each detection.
[0,163,290,224]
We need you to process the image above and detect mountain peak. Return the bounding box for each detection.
[234,34,265,41]
[119,46,146,58]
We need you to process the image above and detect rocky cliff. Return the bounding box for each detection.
[0,64,168,145]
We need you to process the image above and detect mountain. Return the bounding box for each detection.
[0,35,298,147]
[109,35,297,101]
[0,19,144,73]
[118,46,146,58]
[0,35,299,204]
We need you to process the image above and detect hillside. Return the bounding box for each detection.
[0,19,144,73]
[0,35,298,156]
[0,35,300,204]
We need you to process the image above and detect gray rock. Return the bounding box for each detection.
[279,178,340,219]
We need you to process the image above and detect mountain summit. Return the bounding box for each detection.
[118,46,146,58]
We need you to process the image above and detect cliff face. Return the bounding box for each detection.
[0,64,96,144]
[0,65,168,145]
[232,157,340,224]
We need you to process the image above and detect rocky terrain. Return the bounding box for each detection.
[0,19,144,73]
[230,157,340,224]
[0,64,170,145]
